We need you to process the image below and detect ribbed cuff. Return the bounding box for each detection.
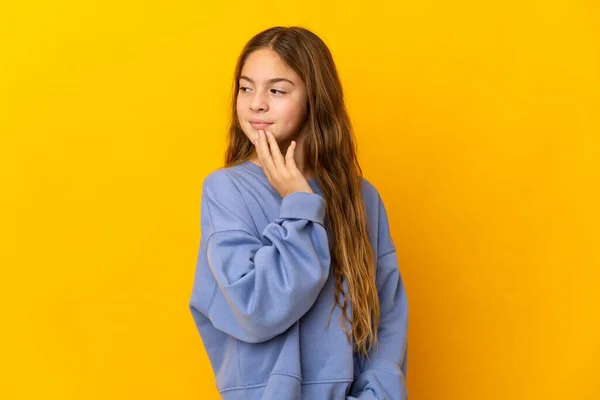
[279,192,326,225]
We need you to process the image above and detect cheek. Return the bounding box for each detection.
[236,99,248,124]
[235,99,251,137]
[236,97,244,118]
[278,101,307,129]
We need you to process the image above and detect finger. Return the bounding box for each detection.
[285,141,297,170]
[257,130,276,177]
[253,131,270,179]
[266,131,285,170]
[253,133,267,178]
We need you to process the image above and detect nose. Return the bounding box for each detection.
[249,89,269,112]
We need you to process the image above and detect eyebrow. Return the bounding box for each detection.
[240,75,296,86]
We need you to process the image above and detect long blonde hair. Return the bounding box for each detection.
[224,26,379,358]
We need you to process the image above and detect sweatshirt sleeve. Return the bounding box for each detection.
[189,171,332,344]
[347,191,409,400]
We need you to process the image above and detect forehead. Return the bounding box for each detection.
[240,48,300,82]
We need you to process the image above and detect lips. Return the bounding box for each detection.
[250,121,273,130]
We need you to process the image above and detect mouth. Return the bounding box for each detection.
[249,121,273,130]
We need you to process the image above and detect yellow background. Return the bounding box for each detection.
[1,0,598,399]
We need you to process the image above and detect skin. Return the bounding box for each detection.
[236,48,314,197]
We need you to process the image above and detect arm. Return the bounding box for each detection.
[348,193,409,400]
[189,172,331,344]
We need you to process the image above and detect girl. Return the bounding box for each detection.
[189,26,408,399]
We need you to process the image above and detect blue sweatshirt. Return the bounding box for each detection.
[189,160,408,399]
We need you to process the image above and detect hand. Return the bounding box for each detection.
[253,130,313,198]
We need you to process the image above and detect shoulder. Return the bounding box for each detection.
[202,163,254,199]
[202,164,237,190]
[200,166,256,234]
[359,176,396,255]
[359,176,384,209]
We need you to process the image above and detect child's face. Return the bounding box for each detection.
[237,48,308,144]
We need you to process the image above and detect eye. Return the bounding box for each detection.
[271,89,286,95]
[239,87,251,92]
